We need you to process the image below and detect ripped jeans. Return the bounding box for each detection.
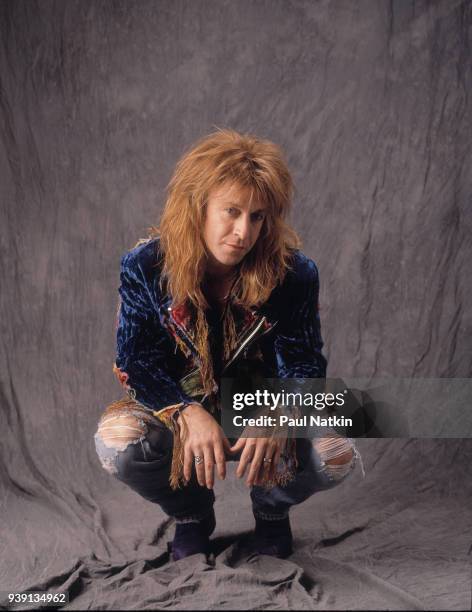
[94,401,365,522]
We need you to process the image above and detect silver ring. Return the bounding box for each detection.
[194,455,203,465]
[263,457,272,463]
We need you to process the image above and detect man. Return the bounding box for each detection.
[94,128,362,561]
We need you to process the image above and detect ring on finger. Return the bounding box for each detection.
[194,455,203,465]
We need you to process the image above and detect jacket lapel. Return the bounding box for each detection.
[158,292,277,370]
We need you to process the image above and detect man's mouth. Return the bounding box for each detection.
[225,243,246,251]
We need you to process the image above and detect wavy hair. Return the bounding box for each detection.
[149,128,302,396]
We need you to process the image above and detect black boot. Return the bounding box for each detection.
[169,509,216,561]
[252,514,293,558]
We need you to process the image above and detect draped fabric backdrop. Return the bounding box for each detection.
[1,1,471,609]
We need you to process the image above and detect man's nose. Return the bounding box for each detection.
[234,215,251,242]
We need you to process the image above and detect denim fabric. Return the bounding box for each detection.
[98,414,360,521]
[105,420,216,521]
[250,436,360,520]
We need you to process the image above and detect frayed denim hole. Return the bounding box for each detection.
[320,449,356,484]
[94,434,120,476]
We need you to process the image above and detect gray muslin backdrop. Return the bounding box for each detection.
[1,1,471,610]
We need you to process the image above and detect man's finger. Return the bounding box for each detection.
[222,435,233,456]
[194,447,206,487]
[214,441,227,480]
[257,443,281,485]
[246,443,268,486]
[230,437,245,453]
[236,443,254,478]
[183,444,193,482]
[203,445,215,489]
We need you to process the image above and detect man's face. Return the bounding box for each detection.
[202,182,267,276]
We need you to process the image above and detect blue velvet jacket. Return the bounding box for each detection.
[112,237,327,421]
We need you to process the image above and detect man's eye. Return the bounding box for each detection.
[252,212,265,221]
[225,207,238,215]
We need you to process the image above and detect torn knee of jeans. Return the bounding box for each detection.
[94,413,148,475]
[96,413,148,449]
[314,436,356,482]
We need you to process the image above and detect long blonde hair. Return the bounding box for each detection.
[150,128,301,396]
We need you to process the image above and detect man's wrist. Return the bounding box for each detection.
[176,401,204,421]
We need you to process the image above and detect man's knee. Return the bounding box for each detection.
[313,436,356,482]
[94,409,149,476]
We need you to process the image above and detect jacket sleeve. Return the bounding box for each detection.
[114,250,196,415]
[274,260,327,379]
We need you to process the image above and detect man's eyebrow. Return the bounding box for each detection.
[224,201,267,213]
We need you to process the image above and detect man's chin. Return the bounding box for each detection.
[216,253,244,266]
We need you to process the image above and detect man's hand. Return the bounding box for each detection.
[229,429,287,486]
[177,403,232,489]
